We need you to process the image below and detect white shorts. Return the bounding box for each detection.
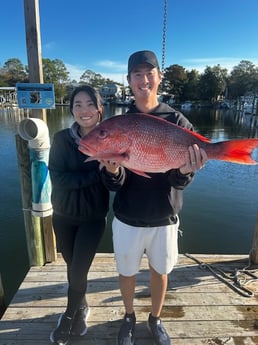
[112,216,179,276]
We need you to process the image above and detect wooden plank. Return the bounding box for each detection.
[9,277,258,296]
[7,278,258,305]
[3,305,258,322]
[0,338,257,345]
[0,320,257,344]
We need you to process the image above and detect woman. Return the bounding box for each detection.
[49,85,109,345]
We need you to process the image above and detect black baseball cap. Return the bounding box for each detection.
[128,50,160,74]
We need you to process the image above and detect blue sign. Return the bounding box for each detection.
[16,83,55,109]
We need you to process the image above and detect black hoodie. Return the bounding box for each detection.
[100,102,194,227]
[49,124,109,221]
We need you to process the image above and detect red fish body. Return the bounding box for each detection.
[78,113,258,176]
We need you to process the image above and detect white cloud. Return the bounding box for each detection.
[101,73,128,85]
[65,63,127,84]
[65,63,85,81]
[96,59,127,72]
[43,41,56,51]
[95,60,128,83]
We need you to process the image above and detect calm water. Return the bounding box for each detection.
[0,105,258,315]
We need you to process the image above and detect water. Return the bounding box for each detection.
[0,108,30,317]
[0,105,257,316]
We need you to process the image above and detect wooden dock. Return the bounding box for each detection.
[0,253,257,345]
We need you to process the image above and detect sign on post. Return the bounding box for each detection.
[16,83,55,109]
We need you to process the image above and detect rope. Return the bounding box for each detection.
[161,0,168,73]
[184,253,257,298]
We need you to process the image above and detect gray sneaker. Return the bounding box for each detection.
[50,313,73,345]
[117,312,136,345]
[70,306,90,336]
[147,313,171,345]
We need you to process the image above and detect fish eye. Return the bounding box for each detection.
[98,129,107,138]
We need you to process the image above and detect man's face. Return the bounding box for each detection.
[127,64,162,100]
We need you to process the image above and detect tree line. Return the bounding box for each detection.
[1,57,258,104]
[162,60,258,104]
[0,58,120,104]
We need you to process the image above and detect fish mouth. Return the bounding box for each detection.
[78,143,96,157]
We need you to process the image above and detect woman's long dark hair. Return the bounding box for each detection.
[69,85,104,121]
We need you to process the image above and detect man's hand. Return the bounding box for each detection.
[179,144,208,174]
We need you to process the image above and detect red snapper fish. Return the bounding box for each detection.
[79,113,258,177]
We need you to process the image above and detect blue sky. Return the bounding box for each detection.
[1,0,258,84]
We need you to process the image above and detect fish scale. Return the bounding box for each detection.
[127,117,183,170]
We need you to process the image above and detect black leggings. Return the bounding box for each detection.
[52,213,106,316]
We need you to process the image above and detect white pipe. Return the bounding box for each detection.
[18,118,50,149]
[18,118,52,217]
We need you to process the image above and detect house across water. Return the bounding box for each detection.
[0,87,17,107]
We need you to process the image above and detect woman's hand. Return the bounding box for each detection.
[99,159,120,174]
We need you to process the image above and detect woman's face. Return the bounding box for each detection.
[72,91,100,133]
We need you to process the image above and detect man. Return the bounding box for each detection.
[100,50,207,345]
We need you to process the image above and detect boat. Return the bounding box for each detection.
[115,97,132,106]
[243,102,255,114]
[181,101,192,109]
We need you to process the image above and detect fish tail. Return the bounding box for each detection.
[212,138,258,164]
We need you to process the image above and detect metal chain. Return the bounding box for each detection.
[161,0,168,72]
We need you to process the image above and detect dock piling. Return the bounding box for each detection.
[250,212,258,264]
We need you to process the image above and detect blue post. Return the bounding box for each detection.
[18,118,53,217]
[30,147,52,216]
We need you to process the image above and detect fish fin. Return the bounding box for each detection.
[84,156,97,162]
[85,154,151,178]
[215,139,258,164]
[182,126,211,143]
[143,113,212,143]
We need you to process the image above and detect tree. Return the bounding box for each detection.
[162,64,187,102]
[228,60,258,99]
[79,70,106,89]
[42,58,70,103]
[198,65,227,102]
[183,69,200,101]
[52,58,70,103]
[0,70,9,86]
[0,58,28,86]
[42,58,56,82]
